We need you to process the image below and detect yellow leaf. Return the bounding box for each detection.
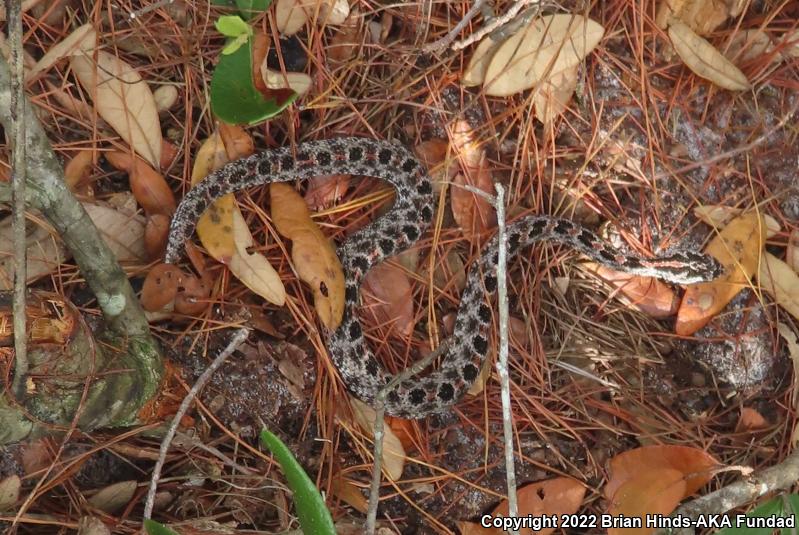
[462,35,501,87]
[70,51,162,168]
[484,14,604,97]
[192,133,236,263]
[676,212,766,335]
[533,64,579,125]
[271,183,345,329]
[227,208,287,306]
[668,20,751,91]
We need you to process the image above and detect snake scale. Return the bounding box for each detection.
[164,138,724,419]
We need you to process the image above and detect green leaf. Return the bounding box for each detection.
[210,37,297,125]
[215,15,252,37]
[260,429,336,535]
[211,0,237,6]
[143,519,181,535]
[714,497,784,535]
[221,34,250,55]
[235,0,272,20]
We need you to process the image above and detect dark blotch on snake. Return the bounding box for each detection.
[576,230,594,248]
[316,151,332,166]
[378,148,393,165]
[484,274,497,292]
[462,364,479,381]
[478,303,491,322]
[599,249,616,262]
[345,284,358,302]
[437,383,455,402]
[554,220,573,235]
[402,224,420,242]
[410,389,426,404]
[352,255,369,272]
[366,358,379,376]
[257,159,271,175]
[420,205,433,220]
[348,146,363,161]
[348,321,361,340]
[472,334,488,354]
[280,155,294,170]
[402,159,417,173]
[416,180,432,195]
[379,239,394,255]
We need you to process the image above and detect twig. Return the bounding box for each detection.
[423,0,492,54]
[493,183,518,532]
[451,0,539,52]
[655,449,799,535]
[364,341,451,535]
[8,0,28,399]
[143,327,251,519]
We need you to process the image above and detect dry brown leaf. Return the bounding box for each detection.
[77,517,111,535]
[362,263,414,339]
[462,35,501,87]
[271,183,344,327]
[778,29,799,58]
[607,468,686,535]
[655,0,732,35]
[140,263,182,312]
[0,217,66,291]
[192,132,236,263]
[584,263,679,319]
[735,407,769,433]
[87,480,137,514]
[676,212,766,335]
[668,20,751,91]
[144,213,170,260]
[777,323,799,410]
[758,252,799,322]
[0,475,20,510]
[153,85,179,112]
[788,230,799,272]
[723,29,773,64]
[328,11,361,62]
[605,445,720,501]
[275,0,309,35]
[533,64,579,125]
[488,478,586,535]
[105,151,175,216]
[693,205,780,237]
[330,476,368,513]
[64,149,94,191]
[27,23,96,81]
[261,68,312,96]
[227,208,287,306]
[70,51,163,167]
[484,14,604,97]
[450,121,496,237]
[83,202,147,263]
[305,175,350,209]
[349,398,405,480]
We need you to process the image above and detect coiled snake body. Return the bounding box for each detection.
[165,138,723,419]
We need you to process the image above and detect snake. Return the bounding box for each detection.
[164,137,724,419]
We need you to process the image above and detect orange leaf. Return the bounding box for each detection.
[64,149,94,190]
[361,263,414,339]
[605,445,720,501]
[144,213,170,260]
[491,478,586,535]
[607,468,686,535]
[330,476,368,513]
[107,151,176,216]
[271,183,345,329]
[141,263,182,311]
[585,263,679,318]
[735,407,769,433]
[305,174,350,210]
[676,212,766,335]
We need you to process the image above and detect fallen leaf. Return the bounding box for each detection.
[64,149,94,191]
[305,175,350,209]
[173,274,212,315]
[655,0,733,35]
[723,29,773,64]
[786,230,799,272]
[275,0,309,36]
[669,20,751,91]
[192,133,237,263]
[607,468,686,535]
[77,517,111,535]
[83,202,147,263]
[0,475,20,509]
[87,480,136,514]
[328,11,362,63]
[462,35,501,87]
[330,476,368,513]
[777,323,799,410]
[227,207,287,306]
[693,205,780,237]
[349,398,406,480]
[105,151,175,216]
[778,29,799,58]
[140,263,182,311]
[489,478,586,535]
[261,68,312,96]
[0,217,66,291]
[27,23,96,81]
[735,407,769,433]
[533,64,579,125]
[605,445,720,501]
[484,14,604,97]
[144,213,170,260]
[271,182,345,329]
[362,262,415,339]
[758,252,799,322]
[70,51,163,167]
[676,212,766,335]
[153,85,179,112]
[450,121,497,237]
[584,263,679,319]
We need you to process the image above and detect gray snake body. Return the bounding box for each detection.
[164,138,723,419]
